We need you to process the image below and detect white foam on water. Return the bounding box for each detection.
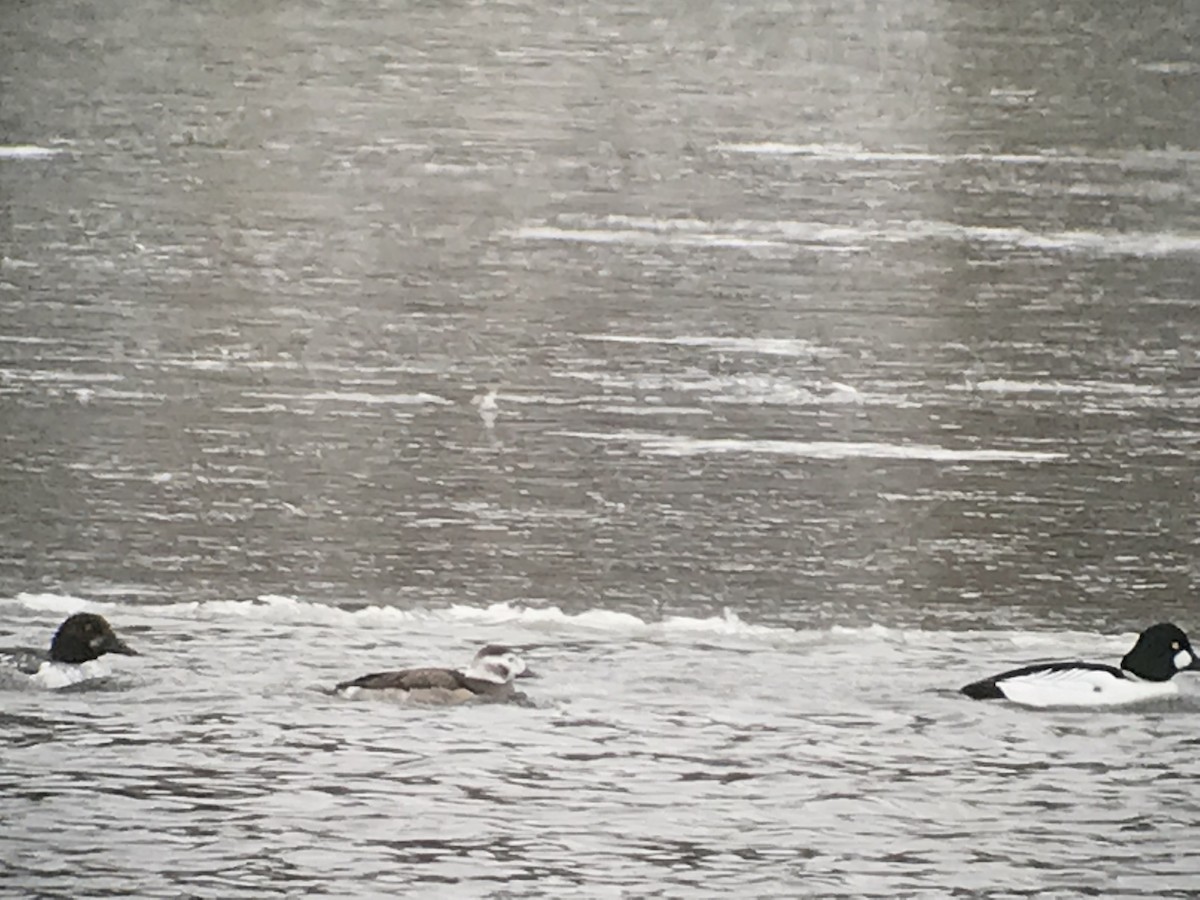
[197,594,424,626]
[1,592,1152,660]
[0,592,879,645]
[4,592,797,644]
[9,592,94,614]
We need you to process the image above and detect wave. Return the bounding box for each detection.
[2,592,1132,651]
[4,591,789,640]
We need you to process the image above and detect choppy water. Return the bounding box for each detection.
[3,593,1200,899]
[3,0,1200,896]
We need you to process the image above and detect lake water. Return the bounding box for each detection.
[2,0,1199,896]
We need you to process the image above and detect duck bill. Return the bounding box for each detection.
[516,667,540,680]
[95,633,138,657]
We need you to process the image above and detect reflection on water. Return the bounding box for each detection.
[2,0,1199,894]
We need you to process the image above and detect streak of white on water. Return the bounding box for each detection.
[570,369,878,406]
[510,225,788,250]
[595,404,713,417]
[214,403,292,415]
[1136,60,1200,75]
[713,141,1200,168]
[241,390,453,406]
[0,334,64,344]
[513,214,1200,258]
[0,144,63,159]
[583,334,840,359]
[553,431,1067,462]
[0,368,125,384]
[967,379,1162,396]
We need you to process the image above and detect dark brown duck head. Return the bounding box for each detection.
[49,613,137,664]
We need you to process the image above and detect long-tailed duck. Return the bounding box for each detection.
[335,644,533,704]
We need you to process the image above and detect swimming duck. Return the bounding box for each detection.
[0,613,139,690]
[335,644,533,704]
[961,622,1200,708]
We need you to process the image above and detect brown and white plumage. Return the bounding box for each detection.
[335,644,532,704]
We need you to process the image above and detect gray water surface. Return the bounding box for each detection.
[2,0,1200,896]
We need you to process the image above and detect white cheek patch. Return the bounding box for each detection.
[1174,649,1194,670]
